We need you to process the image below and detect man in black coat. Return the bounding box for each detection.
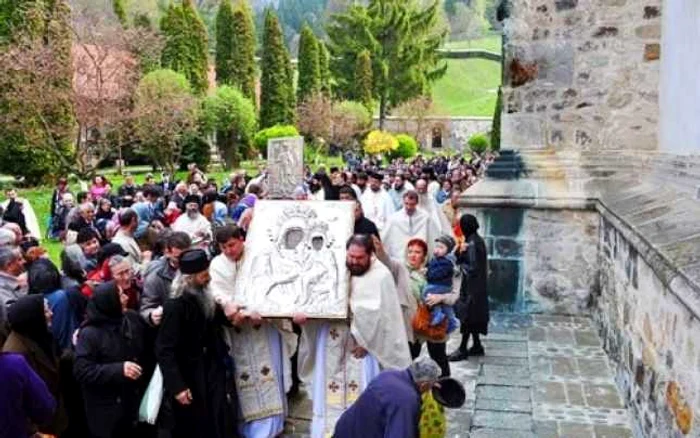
[338,186,381,240]
[155,249,239,438]
[448,214,489,362]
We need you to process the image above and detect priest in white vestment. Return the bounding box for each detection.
[172,195,212,247]
[298,235,412,438]
[381,190,441,262]
[209,225,297,438]
[416,179,452,235]
[359,172,395,232]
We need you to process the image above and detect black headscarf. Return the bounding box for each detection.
[460,214,480,238]
[84,281,123,327]
[7,294,55,359]
[28,258,62,296]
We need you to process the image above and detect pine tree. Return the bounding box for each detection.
[230,2,257,104]
[355,49,373,111]
[328,0,447,129]
[215,0,235,85]
[161,0,209,94]
[113,0,128,27]
[318,41,332,96]
[260,9,294,128]
[490,86,502,151]
[296,23,320,103]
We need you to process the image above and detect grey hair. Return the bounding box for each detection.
[409,357,441,384]
[108,254,130,269]
[0,246,21,270]
[0,229,16,247]
[79,202,95,213]
[171,272,215,319]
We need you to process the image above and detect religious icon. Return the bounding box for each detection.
[233,201,354,318]
[267,137,304,199]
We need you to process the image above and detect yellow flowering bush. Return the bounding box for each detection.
[363,130,399,155]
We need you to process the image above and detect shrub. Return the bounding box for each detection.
[467,133,490,155]
[389,134,419,159]
[179,134,211,171]
[330,101,372,149]
[490,86,502,151]
[363,130,398,156]
[253,125,299,155]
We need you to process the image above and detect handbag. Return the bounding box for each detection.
[419,391,447,438]
[138,365,163,425]
[412,303,448,341]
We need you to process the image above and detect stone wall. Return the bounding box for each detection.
[466,205,598,314]
[376,116,492,151]
[501,0,662,150]
[595,213,700,437]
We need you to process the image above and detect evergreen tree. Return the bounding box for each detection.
[318,41,332,96]
[490,86,502,151]
[215,0,235,85]
[230,2,257,103]
[260,9,294,128]
[297,23,320,103]
[161,0,209,94]
[328,0,447,129]
[113,0,128,27]
[355,49,373,111]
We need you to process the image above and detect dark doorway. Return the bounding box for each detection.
[432,127,443,149]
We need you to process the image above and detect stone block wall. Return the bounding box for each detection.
[501,0,662,150]
[468,205,598,314]
[595,214,700,437]
[377,116,492,151]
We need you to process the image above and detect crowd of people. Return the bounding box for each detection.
[0,151,495,438]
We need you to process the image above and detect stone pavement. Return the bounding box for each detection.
[284,313,634,437]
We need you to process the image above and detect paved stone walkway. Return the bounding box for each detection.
[284,313,635,437]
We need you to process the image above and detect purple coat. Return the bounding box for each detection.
[0,353,56,437]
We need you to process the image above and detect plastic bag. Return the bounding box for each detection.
[419,391,446,438]
[138,365,163,425]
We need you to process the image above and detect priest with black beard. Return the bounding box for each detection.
[155,249,240,438]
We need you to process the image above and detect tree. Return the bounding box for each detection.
[135,69,200,174]
[327,0,447,129]
[490,86,502,151]
[160,0,209,94]
[318,41,332,95]
[297,93,332,142]
[297,23,321,103]
[330,101,373,150]
[260,9,294,128]
[230,2,257,103]
[202,86,257,167]
[113,0,128,27]
[215,0,235,85]
[355,49,373,111]
[364,130,398,156]
[395,95,434,143]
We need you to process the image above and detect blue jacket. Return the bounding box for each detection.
[426,256,454,287]
[334,369,420,438]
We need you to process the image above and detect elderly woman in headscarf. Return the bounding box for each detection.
[74,281,151,438]
[3,294,68,436]
[448,214,489,362]
[27,258,82,350]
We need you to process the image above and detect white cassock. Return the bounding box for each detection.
[172,213,212,245]
[381,208,441,262]
[299,259,411,438]
[2,198,41,240]
[419,193,452,236]
[209,254,297,438]
[360,189,395,232]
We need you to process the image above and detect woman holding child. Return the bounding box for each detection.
[374,235,458,378]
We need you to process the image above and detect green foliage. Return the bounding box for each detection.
[202,86,257,167]
[467,132,490,154]
[317,41,332,96]
[135,69,200,174]
[113,0,128,27]
[355,49,373,111]
[230,2,257,102]
[276,0,327,47]
[297,23,321,103]
[179,134,211,171]
[160,0,210,94]
[490,86,501,151]
[260,10,295,129]
[134,13,153,29]
[253,125,299,155]
[390,134,419,159]
[215,0,236,85]
[327,0,447,128]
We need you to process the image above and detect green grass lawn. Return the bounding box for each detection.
[431,58,502,117]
